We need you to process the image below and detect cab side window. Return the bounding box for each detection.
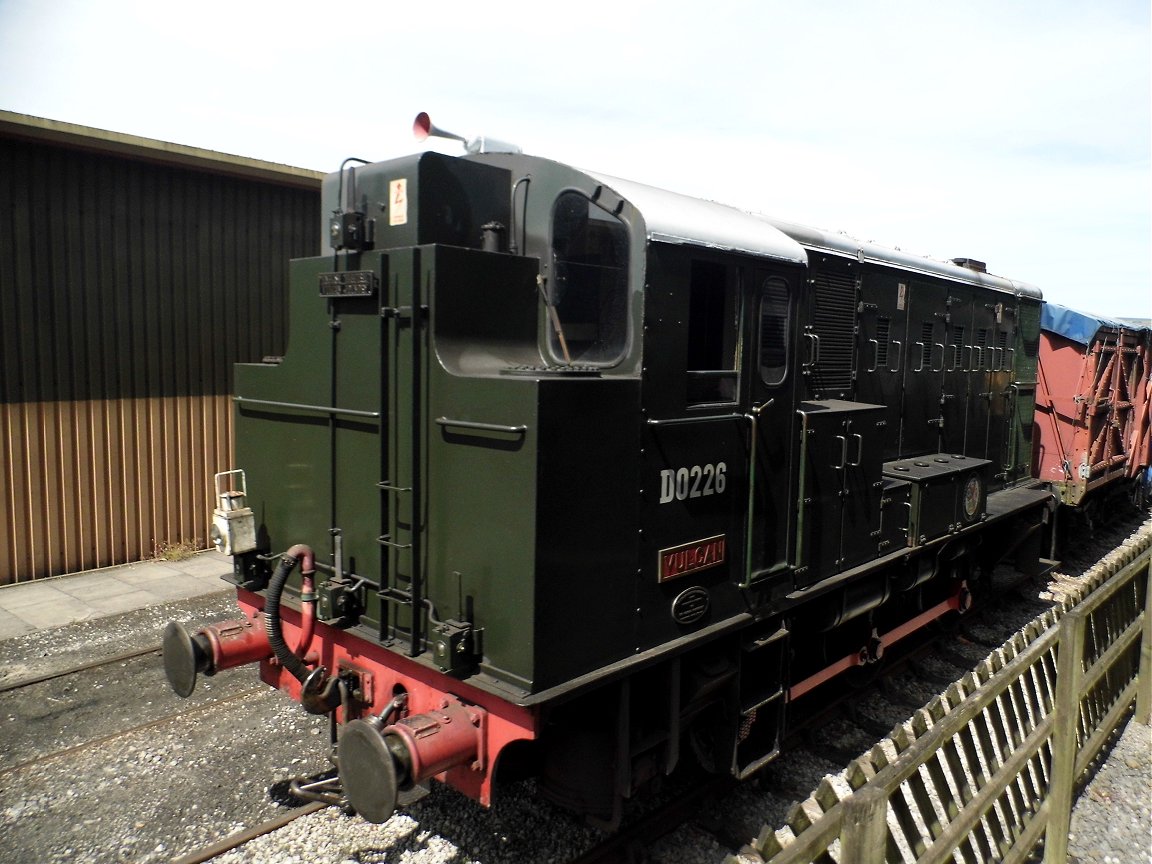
[686,260,739,404]
[549,192,629,365]
[759,276,789,385]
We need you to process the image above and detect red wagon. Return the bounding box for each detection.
[1033,304,1152,508]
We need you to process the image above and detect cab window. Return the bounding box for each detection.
[759,276,789,385]
[548,192,629,365]
[686,260,739,403]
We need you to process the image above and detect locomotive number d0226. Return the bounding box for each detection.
[659,462,728,504]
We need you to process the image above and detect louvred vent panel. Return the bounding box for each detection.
[810,269,858,396]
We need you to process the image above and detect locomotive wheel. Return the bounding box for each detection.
[338,719,400,823]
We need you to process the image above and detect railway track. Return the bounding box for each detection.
[169,801,330,864]
[0,635,332,864]
[0,643,164,695]
[0,640,271,771]
[0,686,265,780]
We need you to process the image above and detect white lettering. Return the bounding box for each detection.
[658,462,729,503]
[689,465,703,498]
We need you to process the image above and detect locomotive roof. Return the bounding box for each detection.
[585,171,808,265]
[586,168,1038,299]
[473,152,1040,298]
[763,217,1043,299]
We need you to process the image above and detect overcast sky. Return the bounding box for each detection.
[1,0,1148,317]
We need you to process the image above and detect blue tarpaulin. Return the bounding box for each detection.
[1041,303,1146,346]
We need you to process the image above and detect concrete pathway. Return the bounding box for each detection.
[0,551,232,640]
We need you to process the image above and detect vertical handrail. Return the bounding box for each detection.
[741,401,773,586]
[932,342,946,373]
[888,340,902,374]
[381,261,401,640]
[408,249,425,657]
[378,250,426,655]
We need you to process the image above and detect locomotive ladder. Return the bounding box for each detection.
[377,250,428,656]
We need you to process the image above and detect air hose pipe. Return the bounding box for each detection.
[264,544,316,683]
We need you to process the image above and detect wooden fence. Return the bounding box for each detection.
[735,521,1151,864]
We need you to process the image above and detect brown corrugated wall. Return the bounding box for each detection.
[0,134,320,584]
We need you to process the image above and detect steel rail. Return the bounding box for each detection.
[0,687,265,779]
[0,643,162,695]
[168,801,330,864]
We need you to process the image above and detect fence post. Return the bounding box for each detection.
[1136,560,1151,726]
[1045,607,1087,864]
[839,786,889,864]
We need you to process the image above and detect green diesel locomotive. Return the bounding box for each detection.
[165,115,1057,826]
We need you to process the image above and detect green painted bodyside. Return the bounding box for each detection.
[234,237,647,695]
[425,246,644,692]
[235,253,379,583]
[424,371,540,689]
[228,147,1051,713]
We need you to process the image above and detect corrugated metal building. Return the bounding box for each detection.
[0,112,323,584]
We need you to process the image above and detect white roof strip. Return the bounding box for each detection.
[588,172,807,265]
[763,217,1042,299]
